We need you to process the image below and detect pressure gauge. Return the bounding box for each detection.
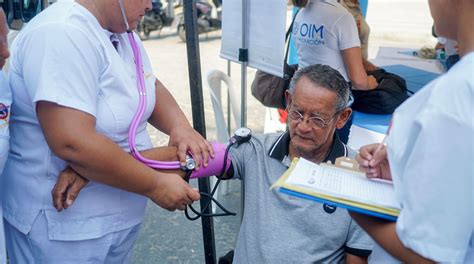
[233,127,252,144]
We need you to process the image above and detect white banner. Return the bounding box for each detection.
[220,0,288,77]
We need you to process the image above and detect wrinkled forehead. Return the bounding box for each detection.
[291,78,338,114]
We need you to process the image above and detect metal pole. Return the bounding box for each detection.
[240,0,248,128]
[167,0,174,18]
[227,61,231,135]
[239,0,249,222]
[183,1,216,264]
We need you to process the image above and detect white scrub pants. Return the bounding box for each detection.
[4,213,141,264]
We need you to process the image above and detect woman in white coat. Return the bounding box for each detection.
[2,0,212,262]
[353,0,474,262]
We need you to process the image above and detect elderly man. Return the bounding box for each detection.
[0,8,10,264]
[226,64,373,263]
[55,64,373,263]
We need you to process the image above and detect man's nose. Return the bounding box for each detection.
[295,118,312,132]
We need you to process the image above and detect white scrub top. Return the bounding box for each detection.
[2,1,156,241]
[0,71,11,264]
[293,0,360,81]
[370,52,474,263]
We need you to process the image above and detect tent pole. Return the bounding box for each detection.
[183,1,216,263]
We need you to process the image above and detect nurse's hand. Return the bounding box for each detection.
[147,173,201,211]
[52,166,89,212]
[356,143,392,181]
[52,166,200,211]
[168,126,215,170]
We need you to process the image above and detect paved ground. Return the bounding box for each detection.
[132,1,436,263]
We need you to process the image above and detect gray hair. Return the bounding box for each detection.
[288,64,350,112]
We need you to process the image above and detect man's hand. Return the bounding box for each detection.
[146,173,201,211]
[51,166,89,212]
[168,126,214,170]
[356,143,392,181]
[367,75,379,90]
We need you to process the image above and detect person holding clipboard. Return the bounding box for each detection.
[351,0,473,263]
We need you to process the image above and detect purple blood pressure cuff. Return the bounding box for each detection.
[190,141,232,179]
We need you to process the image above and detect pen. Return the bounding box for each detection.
[371,119,392,165]
[372,134,387,160]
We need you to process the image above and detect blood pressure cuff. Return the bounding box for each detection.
[190,141,232,179]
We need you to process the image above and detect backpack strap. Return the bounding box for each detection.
[284,9,301,65]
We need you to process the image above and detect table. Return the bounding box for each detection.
[348,47,443,150]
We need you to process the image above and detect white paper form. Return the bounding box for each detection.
[220,0,288,77]
[348,125,386,152]
[285,158,400,210]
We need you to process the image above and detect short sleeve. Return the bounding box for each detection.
[395,109,474,262]
[335,13,360,50]
[345,217,374,257]
[228,138,259,180]
[229,143,246,180]
[19,23,103,116]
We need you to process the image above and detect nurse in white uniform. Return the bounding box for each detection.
[352,0,474,263]
[2,0,212,263]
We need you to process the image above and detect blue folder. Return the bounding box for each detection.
[280,188,398,222]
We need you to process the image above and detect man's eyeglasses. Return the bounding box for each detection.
[287,108,336,129]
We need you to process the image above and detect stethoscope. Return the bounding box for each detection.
[118,0,237,220]
[118,0,183,171]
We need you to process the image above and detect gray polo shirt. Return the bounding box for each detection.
[229,132,373,263]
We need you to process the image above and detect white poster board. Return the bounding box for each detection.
[220,0,288,77]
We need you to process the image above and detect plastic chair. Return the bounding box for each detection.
[206,69,241,198]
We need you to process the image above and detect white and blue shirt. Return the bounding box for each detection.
[293,0,360,81]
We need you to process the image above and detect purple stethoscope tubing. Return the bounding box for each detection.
[126,32,181,170]
[118,0,180,170]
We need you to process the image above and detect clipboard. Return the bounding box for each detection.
[272,157,400,221]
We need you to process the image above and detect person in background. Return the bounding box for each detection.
[1,0,213,262]
[291,0,378,92]
[352,0,473,262]
[339,0,378,71]
[0,8,10,264]
[291,0,379,143]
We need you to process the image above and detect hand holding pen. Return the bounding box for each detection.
[356,140,392,181]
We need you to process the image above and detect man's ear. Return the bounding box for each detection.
[284,90,292,109]
[335,108,352,129]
